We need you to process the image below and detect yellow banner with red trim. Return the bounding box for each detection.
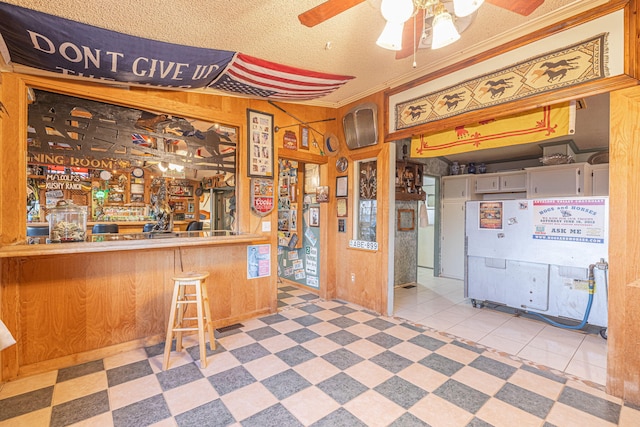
[411,102,574,158]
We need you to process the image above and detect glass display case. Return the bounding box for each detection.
[47,200,87,243]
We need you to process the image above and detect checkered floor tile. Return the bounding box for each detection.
[1,286,639,426]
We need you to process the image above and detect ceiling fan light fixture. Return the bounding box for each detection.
[376,21,405,51]
[380,0,414,23]
[431,5,460,49]
[452,0,484,17]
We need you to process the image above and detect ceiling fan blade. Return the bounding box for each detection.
[486,0,544,16]
[298,0,367,27]
[395,10,425,60]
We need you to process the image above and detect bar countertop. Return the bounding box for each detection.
[0,231,270,258]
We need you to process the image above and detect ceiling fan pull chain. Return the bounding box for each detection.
[412,13,418,68]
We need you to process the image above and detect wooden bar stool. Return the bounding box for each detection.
[163,271,215,370]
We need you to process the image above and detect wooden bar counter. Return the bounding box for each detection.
[0,233,274,380]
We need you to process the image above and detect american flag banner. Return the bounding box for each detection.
[210,53,355,101]
[0,3,354,101]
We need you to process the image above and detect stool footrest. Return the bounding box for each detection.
[177,316,207,322]
[171,327,199,332]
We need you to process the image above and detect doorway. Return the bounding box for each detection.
[417,175,436,273]
[276,159,321,309]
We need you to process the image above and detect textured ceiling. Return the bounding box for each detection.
[2,0,608,106]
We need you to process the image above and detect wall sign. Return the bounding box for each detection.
[533,198,606,243]
[251,178,274,216]
[283,130,298,150]
[349,240,378,251]
[247,244,271,279]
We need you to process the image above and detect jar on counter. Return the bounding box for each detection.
[47,200,87,243]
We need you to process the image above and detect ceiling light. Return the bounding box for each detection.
[380,0,414,23]
[376,0,480,52]
[377,0,415,51]
[376,21,405,51]
[453,0,484,17]
[431,3,460,49]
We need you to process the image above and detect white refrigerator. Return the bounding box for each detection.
[465,197,609,327]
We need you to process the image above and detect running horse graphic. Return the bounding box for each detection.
[438,92,466,112]
[402,104,428,121]
[478,77,514,99]
[532,56,581,83]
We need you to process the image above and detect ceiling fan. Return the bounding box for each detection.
[298,0,545,59]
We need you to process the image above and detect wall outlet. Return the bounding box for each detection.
[262,221,271,232]
[351,273,356,282]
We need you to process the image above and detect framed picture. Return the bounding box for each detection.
[305,163,320,194]
[316,186,329,203]
[309,206,320,227]
[300,126,310,150]
[337,198,348,217]
[247,109,274,178]
[338,218,346,233]
[397,209,415,231]
[336,175,348,197]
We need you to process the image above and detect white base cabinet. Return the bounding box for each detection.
[440,176,480,279]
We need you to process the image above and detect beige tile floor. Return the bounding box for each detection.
[394,267,608,386]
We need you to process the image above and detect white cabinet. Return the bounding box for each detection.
[526,163,591,198]
[474,174,499,193]
[499,171,527,192]
[475,171,526,193]
[591,164,609,196]
[442,175,478,200]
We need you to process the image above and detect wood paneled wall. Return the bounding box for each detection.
[607,86,640,404]
[326,92,391,315]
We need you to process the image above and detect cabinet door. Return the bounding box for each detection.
[441,201,466,280]
[442,176,470,199]
[591,165,609,196]
[475,175,499,193]
[527,165,584,197]
[499,171,526,192]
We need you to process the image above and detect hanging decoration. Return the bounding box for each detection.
[411,102,574,158]
[396,33,607,130]
[0,2,354,101]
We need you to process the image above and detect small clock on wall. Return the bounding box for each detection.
[99,170,112,181]
[336,156,348,173]
[132,167,144,178]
